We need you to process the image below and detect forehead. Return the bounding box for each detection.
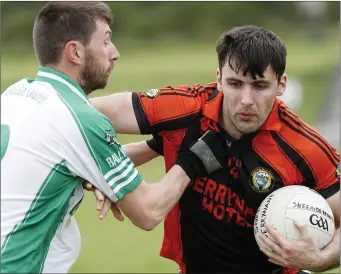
[222,61,277,82]
[91,19,111,39]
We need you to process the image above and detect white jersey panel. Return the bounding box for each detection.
[1,79,84,273]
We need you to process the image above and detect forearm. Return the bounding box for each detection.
[117,130,226,230]
[145,165,190,228]
[317,227,340,271]
[121,142,159,167]
[117,164,190,231]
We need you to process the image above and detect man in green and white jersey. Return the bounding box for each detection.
[1,2,230,273]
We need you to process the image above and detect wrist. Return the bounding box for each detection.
[175,152,203,181]
[174,164,191,182]
[310,249,329,272]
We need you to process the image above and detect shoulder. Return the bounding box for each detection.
[141,82,217,97]
[276,102,339,187]
[277,102,338,164]
[2,78,36,96]
[132,82,219,134]
[45,83,115,138]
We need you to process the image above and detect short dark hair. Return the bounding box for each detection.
[216,25,287,82]
[33,1,112,66]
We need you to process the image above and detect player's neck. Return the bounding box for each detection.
[45,62,81,88]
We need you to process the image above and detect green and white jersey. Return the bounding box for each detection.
[1,67,142,273]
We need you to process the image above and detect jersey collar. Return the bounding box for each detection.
[35,66,89,103]
[260,99,282,132]
[202,90,282,132]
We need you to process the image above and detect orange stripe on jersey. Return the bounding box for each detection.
[279,108,339,167]
[253,131,301,185]
[279,106,339,163]
[271,131,314,187]
[132,83,218,134]
[278,112,339,189]
[138,90,205,125]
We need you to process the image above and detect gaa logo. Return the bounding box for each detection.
[309,214,329,231]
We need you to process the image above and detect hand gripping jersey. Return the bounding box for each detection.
[1,67,142,273]
[132,83,340,274]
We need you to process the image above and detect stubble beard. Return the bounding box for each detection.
[80,50,110,95]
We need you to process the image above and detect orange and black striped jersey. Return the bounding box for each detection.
[132,82,220,134]
[132,82,340,274]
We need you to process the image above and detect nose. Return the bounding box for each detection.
[240,86,254,107]
[110,42,120,61]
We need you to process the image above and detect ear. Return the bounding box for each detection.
[64,41,84,66]
[276,73,287,96]
[216,68,222,91]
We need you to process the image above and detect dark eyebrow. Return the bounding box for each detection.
[252,80,271,85]
[225,77,271,84]
[225,77,243,82]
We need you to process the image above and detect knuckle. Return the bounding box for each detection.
[283,246,291,253]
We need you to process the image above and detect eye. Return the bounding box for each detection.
[253,84,268,90]
[228,82,243,88]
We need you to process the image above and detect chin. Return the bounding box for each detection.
[237,124,259,134]
[93,81,108,91]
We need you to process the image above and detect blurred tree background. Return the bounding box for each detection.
[1,1,340,47]
[1,1,340,273]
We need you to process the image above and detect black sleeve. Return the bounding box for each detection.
[146,134,164,156]
[132,92,151,135]
[316,181,340,199]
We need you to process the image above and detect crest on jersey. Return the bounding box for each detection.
[105,129,118,146]
[250,168,274,192]
[143,88,160,99]
[336,164,340,179]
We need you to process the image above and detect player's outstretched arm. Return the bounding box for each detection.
[115,166,188,230]
[72,106,227,230]
[117,130,229,230]
[90,93,141,134]
[91,84,211,135]
[121,140,161,167]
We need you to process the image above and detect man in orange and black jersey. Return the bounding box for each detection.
[90,25,340,274]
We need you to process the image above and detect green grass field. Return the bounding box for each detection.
[1,36,339,273]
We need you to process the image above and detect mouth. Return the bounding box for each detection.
[108,63,115,73]
[238,112,255,121]
[106,67,114,76]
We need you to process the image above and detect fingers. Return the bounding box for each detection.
[98,198,111,219]
[293,220,308,237]
[268,258,284,266]
[82,181,93,191]
[111,203,124,221]
[259,234,282,254]
[88,186,124,222]
[264,224,287,247]
[259,243,288,267]
[94,189,105,211]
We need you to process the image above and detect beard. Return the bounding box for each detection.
[79,49,112,95]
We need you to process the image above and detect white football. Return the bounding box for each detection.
[254,185,335,249]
